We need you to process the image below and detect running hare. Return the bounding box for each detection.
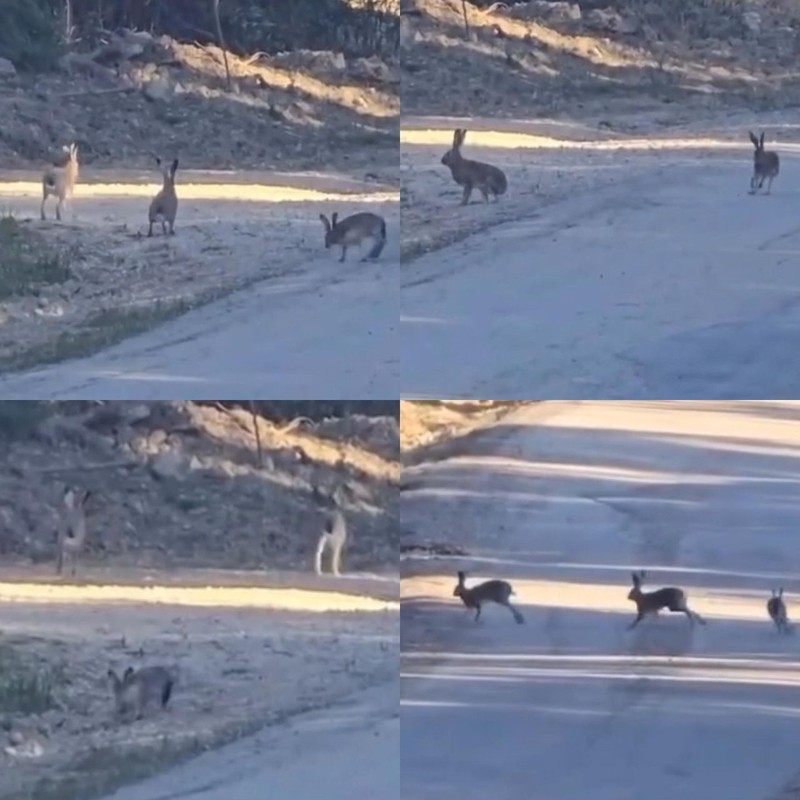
[56,486,91,576]
[108,665,175,722]
[41,143,79,221]
[627,571,705,629]
[148,157,179,236]
[453,570,524,624]
[319,211,386,263]
[748,130,779,195]
[441,128,507,205]
[767,587,791,633]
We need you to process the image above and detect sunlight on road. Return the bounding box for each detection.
[0,581,398,613]
[0,181,398,203]
[401,128,800,153]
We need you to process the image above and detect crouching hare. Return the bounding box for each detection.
[319,211,386,263]
[108,665,176,722]
[627,571,705,629]
[454,570,524,624]
[148,157,179,236]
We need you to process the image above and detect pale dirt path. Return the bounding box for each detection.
[401,139,800,398]
[98,683,398,800]
[402,401,800,800]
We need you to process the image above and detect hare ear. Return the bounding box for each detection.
[631,572,639,585]
[748,131,758,147]
[319,214,331,232]
[760,131,765,148]
[171,159,179,176]
[779,587,784,597]
[155,156,162,167]
[81,490,91,506]
[461,129,468,144]
[331,212,338,227]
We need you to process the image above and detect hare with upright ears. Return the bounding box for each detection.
[56,486,91,576]
[41,143,79,221]
[314,484,349,577]
[748,131,779,195]
[319,212,386,263]
[108,665,176,722]
[441,128,507,206]
[148,157,179,236]
[767,587,791,633]
[454,570,524,624]
[627,571,705,629]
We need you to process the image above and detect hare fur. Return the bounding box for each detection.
[748,130,779,195]
[148,157,179,236]
[441,128,507,206]
[319,211,386,263]
[454,570,524,624]
[41,143,79,222]
[627,571,705,629]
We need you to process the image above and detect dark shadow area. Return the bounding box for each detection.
[402,1,799,120]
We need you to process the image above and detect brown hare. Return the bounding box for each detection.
[108,665,175,722]
[56,486,91,576]
[319,212,386,263]
[627,571,705,629]
[41,143,79,221]
[441,128,507,206]
[767,587,791,633]
[148,157,179,236]
[748,131,779,195]
[454,570,524,624]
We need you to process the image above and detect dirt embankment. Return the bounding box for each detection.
[0,401,399,800]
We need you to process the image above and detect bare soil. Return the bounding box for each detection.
[0,401,399,571]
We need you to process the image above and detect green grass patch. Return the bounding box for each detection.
[0,215,73,300]
[0,644,62,714]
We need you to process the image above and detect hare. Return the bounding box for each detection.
[56,486,91,576]
[108,665,175,722]
[441,128,507,206]
[627,571,705,629]
[767,587,791,633]
[748,131,779,195]
[148,157,179,236]
[314,485,349,577]
[319,212,386,263]
[41,143,79,222]
[454,570,524,624]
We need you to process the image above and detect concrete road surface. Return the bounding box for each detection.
[0,258,397,399]
[101,683,399,800]
[401,159,800,398]
[401,401,800,800]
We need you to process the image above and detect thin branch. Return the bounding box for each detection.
[249,401,263,468]
[212,0,232,90]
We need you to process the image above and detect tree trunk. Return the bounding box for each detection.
[212,0,232,90]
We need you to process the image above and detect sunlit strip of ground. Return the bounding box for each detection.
[0,182,399,203]
[402,574,781,623]
[0,581,398,613]
[401,128,800,153]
